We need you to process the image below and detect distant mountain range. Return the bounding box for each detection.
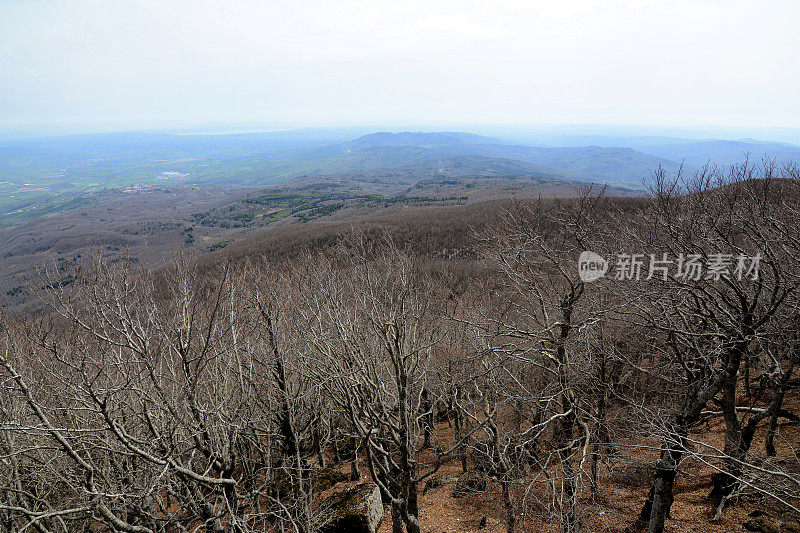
[514,134,800,168]
[350,131,502,147]
[0,129,797,215]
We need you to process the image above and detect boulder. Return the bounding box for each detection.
[314,466,350,492]
[318,482,383,533]
[452,470,487,497]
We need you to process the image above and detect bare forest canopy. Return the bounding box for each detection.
[1,162,800,532]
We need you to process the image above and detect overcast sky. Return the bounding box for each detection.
[1,0,799,132]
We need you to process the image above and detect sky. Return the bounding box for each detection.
[1,0,799,133]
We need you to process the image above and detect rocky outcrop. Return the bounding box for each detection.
[318,482,383,533]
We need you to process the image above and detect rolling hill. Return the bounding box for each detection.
[3,127,798,238]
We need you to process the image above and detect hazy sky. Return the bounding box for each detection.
[1,0,799,131]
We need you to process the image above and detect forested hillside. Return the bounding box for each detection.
[2,162,798,532]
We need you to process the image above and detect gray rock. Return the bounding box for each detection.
[318,482,383,533]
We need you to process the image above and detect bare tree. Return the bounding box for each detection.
[0,254,332,532]
[467,190,617,533]
[297,235,444,533]
[621,163,800,532]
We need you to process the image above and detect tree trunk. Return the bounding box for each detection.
[403,481,421,533]
[643,447,680,533]
[391,501,404,533]
[560,458,578,533]
[421,388,433,450]
[552,290,580,533]
[350,438,361,481]
[712,365,744,501]
[592,343,609,495]
[766,354,795,456]
[640,421,687,533]
[502,480,516,533]
[765,410,779,457]
[555,411,578,533]
[453,398,468,473]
